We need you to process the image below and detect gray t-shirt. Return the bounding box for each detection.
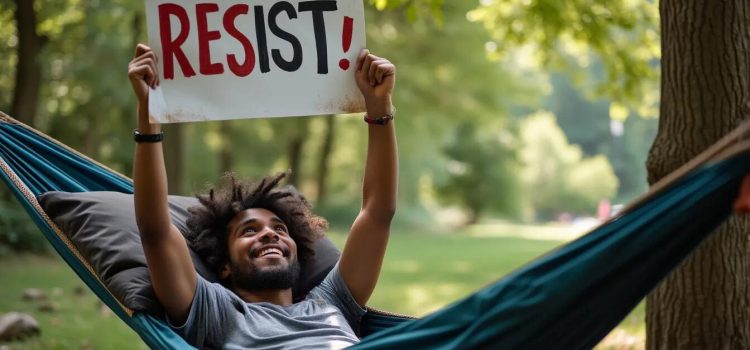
[169,263,366,350]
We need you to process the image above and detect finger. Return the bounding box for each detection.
[135,43,151,58]
[132,56,156,69]
[375,62,395,84]
[129,65,156,87]
[356,49,369,71]
[128,65,154,82]
[132,50,158,65]
[135,54,160,84]
[131,53,159,83]
[368,56,384,85]
[361,55,373,84]
[367,58,388,81]
[131,57,159,86]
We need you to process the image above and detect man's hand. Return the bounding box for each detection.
[355,49,396,113]
[128,44,159,106]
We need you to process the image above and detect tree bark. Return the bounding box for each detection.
[11,0,44,126]
[219,121,233,174]
[316,115,336,205]
[163,124,184,194]
[132,11,143,48]
[645,0,750,348]
[82,107,100,157]
[286,118,309,188]
[287,138,304,187]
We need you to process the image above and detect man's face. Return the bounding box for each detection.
[223,208,299,291]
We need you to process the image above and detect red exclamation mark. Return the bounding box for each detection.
[338,16,354,71]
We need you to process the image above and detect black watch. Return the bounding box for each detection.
[134,129,164,143]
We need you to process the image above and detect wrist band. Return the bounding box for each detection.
[364,111,395,125]
[134,129,164,143]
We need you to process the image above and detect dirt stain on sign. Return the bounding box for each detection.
[323,94,366,114]
[160,108,211,123]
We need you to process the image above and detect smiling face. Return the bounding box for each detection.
[222,208,300,292]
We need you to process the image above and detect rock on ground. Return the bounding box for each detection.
[21,288,46,302]
[0,312,40,341]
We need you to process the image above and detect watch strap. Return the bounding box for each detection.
[134,129,164,143]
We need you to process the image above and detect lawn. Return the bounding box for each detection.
[0,223,645,349]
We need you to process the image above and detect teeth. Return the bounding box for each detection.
[259,248,283,257]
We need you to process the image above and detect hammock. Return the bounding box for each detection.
[2,110,750,349]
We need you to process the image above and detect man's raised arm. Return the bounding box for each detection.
[129,44,196,324]
[339,49,398,306]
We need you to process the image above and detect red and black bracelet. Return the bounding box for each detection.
[363,112,395,125]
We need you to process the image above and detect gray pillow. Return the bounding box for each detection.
[38,191,340,314]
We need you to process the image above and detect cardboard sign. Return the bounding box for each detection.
[145,0,366,123]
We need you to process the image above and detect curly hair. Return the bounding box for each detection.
[185,172,327,279]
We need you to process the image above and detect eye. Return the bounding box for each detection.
[242,227,257,235]
[274,225,288,234]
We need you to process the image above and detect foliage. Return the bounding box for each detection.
[615,116,657,202]
[519,111,618,220]
[467,0,659,107]
[0,0,658,237]
[361,0,540,214]
[375,0,660,111]
[10,1,161,170]
[0,2,14,112]
[367,0,444,24]
[436,122,521,223]
[546,71,658,202]
[0,194,48,256]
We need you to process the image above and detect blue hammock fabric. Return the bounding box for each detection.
[2,114,749,350]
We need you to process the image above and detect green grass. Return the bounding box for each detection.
[1,224,644,349]
[333,232,565,316]
[0,254,147,350]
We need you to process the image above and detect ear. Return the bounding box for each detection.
[220,263,231,280]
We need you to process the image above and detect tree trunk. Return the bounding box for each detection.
[466,208,480,226]
[219,121,233,174]
[163,124,184,194]
[82,107,100,157]
[132,11,143,48]
[287,138,304,188]
[645,1,750,348]
[286,119,309,188]
[11,0,44,126]
[316,115,336,205]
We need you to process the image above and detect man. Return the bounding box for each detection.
[128,43,397,349]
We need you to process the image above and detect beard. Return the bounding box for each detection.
[228,259,301,291]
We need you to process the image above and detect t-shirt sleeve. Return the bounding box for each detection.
[307,262,367,332]
[166,274,232,348]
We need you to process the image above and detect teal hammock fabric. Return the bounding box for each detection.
[1,117,749,349]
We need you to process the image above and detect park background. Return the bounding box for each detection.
[2,0,741,349]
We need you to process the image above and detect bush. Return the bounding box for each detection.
[0,195,49,256]
[436,122,521,224]
[315,200,361,230]
[519,112,618,220]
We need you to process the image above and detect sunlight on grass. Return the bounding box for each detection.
[466,219,600,241]
[403,282,465,315]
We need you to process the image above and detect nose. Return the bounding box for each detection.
[258,227,280,243]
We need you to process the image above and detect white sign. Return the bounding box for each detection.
[145,0,366,123]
